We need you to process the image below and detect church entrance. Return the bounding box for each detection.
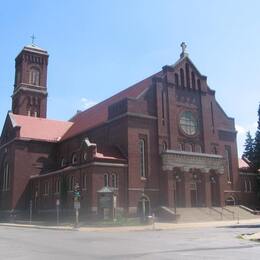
[175,173,185,207]
[190,183,198,207]
[210,175,220,206]
[190,173,205,207]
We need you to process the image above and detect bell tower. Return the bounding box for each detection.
[12,43,49,118]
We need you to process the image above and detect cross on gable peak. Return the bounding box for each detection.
[180,42,189,58]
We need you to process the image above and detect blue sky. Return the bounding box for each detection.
[0,0,259,156]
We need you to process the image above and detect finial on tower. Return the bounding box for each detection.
[180,42,188,58]
[30,33,36,46]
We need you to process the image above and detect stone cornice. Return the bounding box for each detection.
[12,84,47,96]
[161,149,225,174]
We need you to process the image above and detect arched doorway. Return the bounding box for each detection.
[225,195,237,206]
[210,174,220,206]
[174,173,185,207]
[137,195,150,218]
[191,173,205,207]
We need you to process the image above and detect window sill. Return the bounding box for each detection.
[1,189,10,192]
[140,177,147,181]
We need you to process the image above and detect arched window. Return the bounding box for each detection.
[195,144,202,153]
[83,151,88,161]
[161,91,166,123]
[197,79,201,91]
[61,158,65,167]
[224,147,232,183]
[104,174,109,187]
[191,72,196,89]
[177,143,183,151]
[174,73,179,87]
[43,181,49,195]
[16,70,21,85]
[185,63,190,88]
[212,147,218,154]
[68,176,75,191]
[72,153,77,165]
[54,179,60,194]
[179,111,198,136]
[162,141,167,151]
[180,68,185,88]
[29,68,40,85]
[244,180,248,192]
[82,174,87,190]
[2,162,10,191]
[111,173,118,188]
[248,180,252,192]
[139,138,147,178]
[185,143,192,152]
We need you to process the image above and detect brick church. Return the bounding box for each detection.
[0,42,255,219]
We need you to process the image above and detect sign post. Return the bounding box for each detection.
[56,199,60,226]
[73,183,81,228]
[113,194,117,222]
[29,200,32,225]
[74,201,80,228]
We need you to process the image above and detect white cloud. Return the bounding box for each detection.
[235,124,246,135]
[80,98,98,110]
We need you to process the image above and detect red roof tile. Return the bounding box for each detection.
[61,73,160,140]
[238,158,250,169]
[94,145,126,162]
[11,113,73,142]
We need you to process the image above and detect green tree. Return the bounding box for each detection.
[243,131,255,166]
[254,103,260,170]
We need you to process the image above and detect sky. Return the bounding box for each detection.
[0,0,259,156]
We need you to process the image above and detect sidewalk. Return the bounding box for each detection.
[0,222,75,231]
[0,218,259,232]
[79,218,260,232]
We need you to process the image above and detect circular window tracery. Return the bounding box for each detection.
[179,111,198,136]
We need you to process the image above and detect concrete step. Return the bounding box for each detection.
[226,206,260,219]
[174,206,260,223]
[175,207,221,223]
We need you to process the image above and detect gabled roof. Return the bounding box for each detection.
[61,55,208,141]
[10,113,73,143]
[238,158,250,169]
[61,73,161,140]
[170,55,207,79]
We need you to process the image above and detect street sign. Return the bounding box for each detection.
[74,201,80,210]
[56,199,60,206]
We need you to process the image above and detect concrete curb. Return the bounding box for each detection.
[1,217,260,232]
[0,223,75,231]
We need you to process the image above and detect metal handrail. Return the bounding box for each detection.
[222,207,235,220]
[210,207,223,220]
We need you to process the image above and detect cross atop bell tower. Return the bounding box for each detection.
[12,41,49,118]
[30,33,36,45]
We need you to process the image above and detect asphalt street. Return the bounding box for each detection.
[0,225,260,259]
